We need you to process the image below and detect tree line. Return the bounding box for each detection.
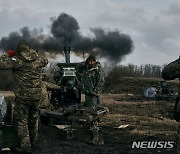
[104,63,165,78]
[0,63,165,90]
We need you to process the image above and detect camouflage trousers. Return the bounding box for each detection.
[13,97,40,151]
[85,95,99,107]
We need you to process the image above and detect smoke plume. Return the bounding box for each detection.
[0,13,134,63]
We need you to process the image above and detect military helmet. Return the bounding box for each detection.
[85,55,96,64]
[86,55,96,61]
[16,44,29,54]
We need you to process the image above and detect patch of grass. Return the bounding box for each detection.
[103,77,179,95]
[100,93,178,151]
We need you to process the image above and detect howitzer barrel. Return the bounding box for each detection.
[64,47,71,63]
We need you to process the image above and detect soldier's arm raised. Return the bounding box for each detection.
[42,57,48,67]
[0,56,15,69]
[38,55,48,67]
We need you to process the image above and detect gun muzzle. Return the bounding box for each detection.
[64,46,71,63]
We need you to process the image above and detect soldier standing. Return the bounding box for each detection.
[0,44,48,153]
[162,58,180,153]
[76,55,104,108]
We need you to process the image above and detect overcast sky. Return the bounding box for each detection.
[0,0,180,66]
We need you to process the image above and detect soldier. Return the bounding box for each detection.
[40,74,60,109]
[76,55,104,108]
[161,58,180,153]
[0,44,48,153]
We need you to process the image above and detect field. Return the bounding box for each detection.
[2,94,178,154]
[30,94,177,154]
[1,77,179,154]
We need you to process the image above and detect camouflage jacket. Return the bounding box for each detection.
[40,81,60,108]
[0,49,48,100]
[76,61,104,95]
[162,58,180,80]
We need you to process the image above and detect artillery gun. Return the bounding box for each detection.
[51,47,81,107]
[40,47,109,145]
[0,47,108,150]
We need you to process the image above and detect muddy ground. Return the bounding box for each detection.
[2,94,178,154]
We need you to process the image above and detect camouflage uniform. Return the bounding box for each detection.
[0,44,48,152]
[76,60,104,107]
[40,81,60,109]
[161,58,180,153]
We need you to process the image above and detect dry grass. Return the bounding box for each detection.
[100,94,177,144]
[0,90,178,153]
[103,77,179,95]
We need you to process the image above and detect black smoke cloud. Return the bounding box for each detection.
[0,27,46,52]
[0,13,134,63]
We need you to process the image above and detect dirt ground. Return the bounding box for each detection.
[2,93,178,154]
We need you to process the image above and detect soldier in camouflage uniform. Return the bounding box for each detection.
[161,58,180,153]
[40,74,60,109]
[76,55,104,108]
[0,44,48,153]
